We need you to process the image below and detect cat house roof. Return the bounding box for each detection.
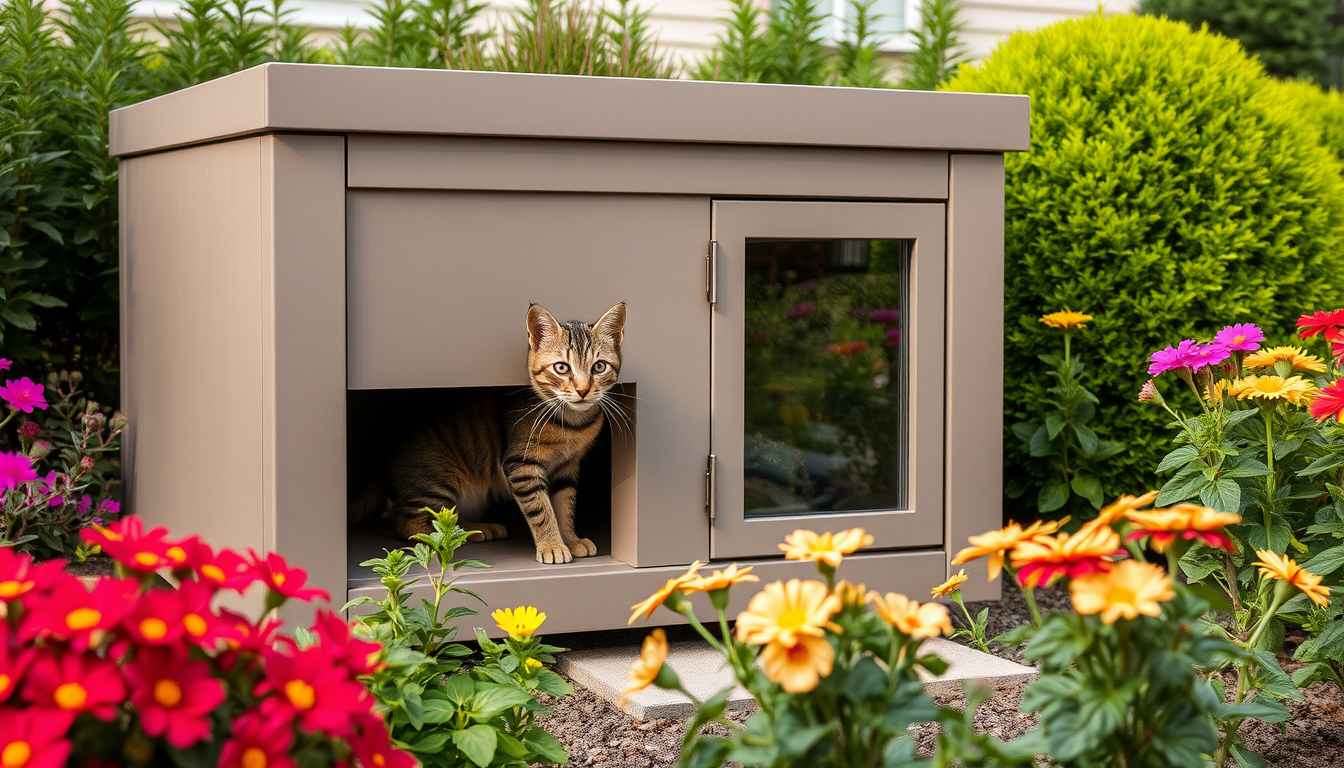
[109,63,1029,157]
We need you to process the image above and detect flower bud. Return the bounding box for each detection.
[1138,379,1165,407]
[17,421,39,438]
[70,371,83,384]
[28,439,51,459]
[80,456,96,470]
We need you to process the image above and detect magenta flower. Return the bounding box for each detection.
[1188,342,1231,371]
[0,358,10,371]
[1214,323,1264,352]
[870,309,900,324]
[76,496,92,514]
[885,328,901,349]
[0,452,37,490]
[1148,340,1199,376]
[98,499,121,515]
[0,377,47,413]
[786,302,815,319]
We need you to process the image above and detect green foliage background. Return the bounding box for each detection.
[943,13,1344,511]
[1138,0,1344,87]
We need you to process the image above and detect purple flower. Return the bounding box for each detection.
[0,452,37,490]
[0,377,47,413]
[1214,323,1264,352]
[1148,339,1200,376]
[885,328,901,349]
[76,495,92,514]
[870,309,900,324]
[786,302,815,319]
[97,499,120,515]
[0,358,10,371]
[1188,342,1231,371]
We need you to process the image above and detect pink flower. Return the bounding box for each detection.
[219,712,297,768]
[22,650,126,720]
[97,499,120,515]
[1148,339,1199,376]
[0,452,37,490]
[1214,323,1264,352]
[870,309,900,324]
[1188,342,1231,371]
[0,377,47,413]
[885,328,900,349]
[0,707,74,768]
[785,302,814,319]
[0,359,10,371]
[125,645,227,748]
[311,611,384,676]
[255,645,370,737]
[348,712,416,768]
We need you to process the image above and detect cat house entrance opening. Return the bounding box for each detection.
[345,384,635,587]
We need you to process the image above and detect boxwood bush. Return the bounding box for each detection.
[943,13,1344,512]
[1270,78,1344,167]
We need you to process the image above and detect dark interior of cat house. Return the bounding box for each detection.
[345,384,633,586]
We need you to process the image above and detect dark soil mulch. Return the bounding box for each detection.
[63,554,115,578]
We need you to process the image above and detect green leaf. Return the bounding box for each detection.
[1039,480,1070,513]
[1200,478,1240,513]
[470,684,533,719]
[1073,424,1099,456]
[1248,650,1305,702]
[1071,473,1104,508]
[0,306,36,331]
[450,724,497,768]
[443,673,475,706]
[1231,744,1269,768]
[1223,458,1272,479]
[26,220,63,244]
[534,668,572,696]
[1156,445,1199,473]
[1045,412,1065,439]
[1300,453,1344,477]
[521,728,568,764]
[1029,425,1052,457]
[1218,696,1290,724]
[1302,545,1344,577]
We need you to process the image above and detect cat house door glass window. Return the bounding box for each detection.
[710,201,946,560]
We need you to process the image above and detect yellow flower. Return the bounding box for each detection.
[492,606,546,638]
[682,563,758,594]
[1227,375,1318,404]
[1204,379,1233,405]
[931,570,968,598]
[1253,550,1331,608]
[1040,310,1093,330]
[735,579,841,647]
[835,580,867,607]
[1243,346,1327,374]
[779,529,874,569]
[868,592,952,638]
[628,561,706,624]
[525,658,543,671]
[1124,503,1240,553]
[1010,525,1123,588]
[761,636,834,693]
[619,629,668,707]
[1069,560,1174,624]
[1092,491,1159,527]
[951,518,1067,581]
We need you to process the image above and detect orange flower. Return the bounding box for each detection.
[868,592,952,638]
[628,561,706,624]
[1040,310,1092,330]
[951,518,1067,581]
[1243,346,1327,374]
[779,529,873,569]
[735,579,840,647]
[1125,504,1240,553]
[682,564,757,594]
[1093,491,1159,527]
[1253,550,1331,608]
[931,570,968,598]
[761,636,833,693]
[835,580,867,608]
[1010,525,1122,588]
[619,629,669,707]
[1069,560,1174,624]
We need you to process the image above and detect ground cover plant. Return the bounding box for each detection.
[942,14,1344,514]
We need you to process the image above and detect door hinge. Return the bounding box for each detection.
[705,240,718,307]
[705,454,717,524]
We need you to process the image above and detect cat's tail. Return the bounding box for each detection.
[347,482,387,525]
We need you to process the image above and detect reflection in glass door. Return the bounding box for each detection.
[743,239,910,516]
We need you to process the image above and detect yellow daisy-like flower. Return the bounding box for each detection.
[868,592,953,638]
[1010,524,1123,588]
[761,636,834,693]
[1040,310,1093,330]
[778,528,874,569]
[1092,491,1159,527]
[1227,375,1318,405]
[628,561,706,624]
[525,658,543,671]
[619,629,668,707]
[735,579,841,647]
[931,569,968,598]
[1253,550,1331,608]
[1124,503,1241,553]
[1069,560,1174,624]
[492,606,547,638]
[1243,346,1327,374]
[682,563,758,594]
[835,580,868,608]
[951,518,1067,581]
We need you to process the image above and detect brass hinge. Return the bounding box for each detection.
[705,240,718,307]
[705,454,717,524]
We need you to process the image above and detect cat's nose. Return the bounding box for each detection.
[574,381,591,399]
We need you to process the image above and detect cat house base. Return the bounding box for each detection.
[112,64,1028,631]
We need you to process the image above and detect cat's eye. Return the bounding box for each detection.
[552,362,570,375]
[592,361,608,374]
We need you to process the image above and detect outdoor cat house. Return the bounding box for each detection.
[111,64,1028,632]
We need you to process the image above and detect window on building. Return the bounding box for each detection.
[830,0,921,52]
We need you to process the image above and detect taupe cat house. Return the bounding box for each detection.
[111,64,1029,632]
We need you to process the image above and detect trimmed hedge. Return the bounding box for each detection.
[943,13,1344,512]
[1270,79,1344,167]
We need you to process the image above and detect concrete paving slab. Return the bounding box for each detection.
[556,637,1037,720]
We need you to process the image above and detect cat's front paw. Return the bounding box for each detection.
[565,538,598,558]
[536,543,573,564]
[465,523,508,542]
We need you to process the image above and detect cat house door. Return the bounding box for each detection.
[709,201,946,560]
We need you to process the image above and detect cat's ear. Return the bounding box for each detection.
[594,302,626,347]
[527,304,560,350]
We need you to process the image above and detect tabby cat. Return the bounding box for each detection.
[354,302,625,564]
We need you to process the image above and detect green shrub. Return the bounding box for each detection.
[1138,0,1343,87]
[943,13,1344,512]
[1269,78,1344,167]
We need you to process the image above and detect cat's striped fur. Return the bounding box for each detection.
[362,303,625,564]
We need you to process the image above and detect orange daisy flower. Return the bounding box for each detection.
[951,518,1067,581]
[1010,525,1123,588]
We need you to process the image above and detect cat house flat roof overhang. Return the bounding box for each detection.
[108,63,1030,158]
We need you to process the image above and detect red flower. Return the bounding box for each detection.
[125,646,227,748]
[22,650,125,720]
[825,341,871,358]
[0,623,35,704]
[255,646,369,737]
[248,551,329,603]
[1297,309,1344,341]
[348,712,415,768]
[1311,380,1344,424]
[312,611,384,676]
[80,517,175,573]
[122,588,188,646]
[218,711,296,768]
[0,707,74,768]
[181,538,254,592]
[0,547,63,605]
[21,574,138,651]
[174,581,241,650]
